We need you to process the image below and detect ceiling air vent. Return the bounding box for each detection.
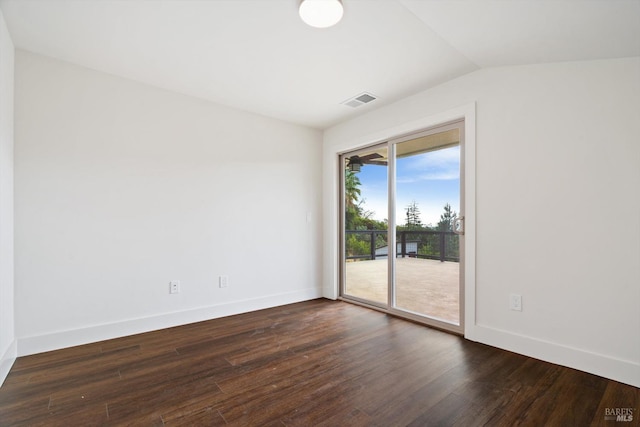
[341,92,378,108]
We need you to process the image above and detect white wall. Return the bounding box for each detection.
[14,51,323,355]
[323,57,640,387]
[0,9,15,386]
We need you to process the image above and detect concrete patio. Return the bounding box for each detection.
[344,257,460,324]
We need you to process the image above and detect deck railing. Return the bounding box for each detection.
[345,230,459,262]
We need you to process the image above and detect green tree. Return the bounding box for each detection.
[405,200,422,229]
[437,203,459,259]
[344,168,388,258]
[345,234,370,257]
[344,169,362,230]
[437,203,457,232]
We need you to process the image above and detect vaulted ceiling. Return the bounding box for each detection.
[1,0,638,129]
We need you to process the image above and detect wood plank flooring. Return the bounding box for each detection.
[0,299,638,426]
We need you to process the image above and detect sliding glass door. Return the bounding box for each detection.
[340,121,464,332]
[341,145,388,306]
[393,124,463,325]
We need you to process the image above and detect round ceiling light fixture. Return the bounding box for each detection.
[299,0,344,28]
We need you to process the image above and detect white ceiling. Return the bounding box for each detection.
[1,0,638,129]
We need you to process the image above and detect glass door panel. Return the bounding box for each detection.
[342,145,388,306]
[393,128,462,325]
[340,120,464,332]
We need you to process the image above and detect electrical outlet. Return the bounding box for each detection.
[509,294,522,311]
[170,280,180,294]
[219,275,229,288]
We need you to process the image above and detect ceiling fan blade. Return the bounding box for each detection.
[359,153,383,162]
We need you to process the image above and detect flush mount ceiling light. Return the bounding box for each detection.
[299,0,344,28]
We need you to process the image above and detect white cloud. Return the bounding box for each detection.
[397,146,460,183]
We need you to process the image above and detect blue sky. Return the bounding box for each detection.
[357,145,460,227]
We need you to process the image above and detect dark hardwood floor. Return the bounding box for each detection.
[0,299,638,426]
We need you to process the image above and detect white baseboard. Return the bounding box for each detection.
[18,287,323,357]
[466,324,640,388]
[0,339,17,387]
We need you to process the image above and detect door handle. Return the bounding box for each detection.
[453,216,464,235]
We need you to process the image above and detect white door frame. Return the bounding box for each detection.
[334,103,476,337]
